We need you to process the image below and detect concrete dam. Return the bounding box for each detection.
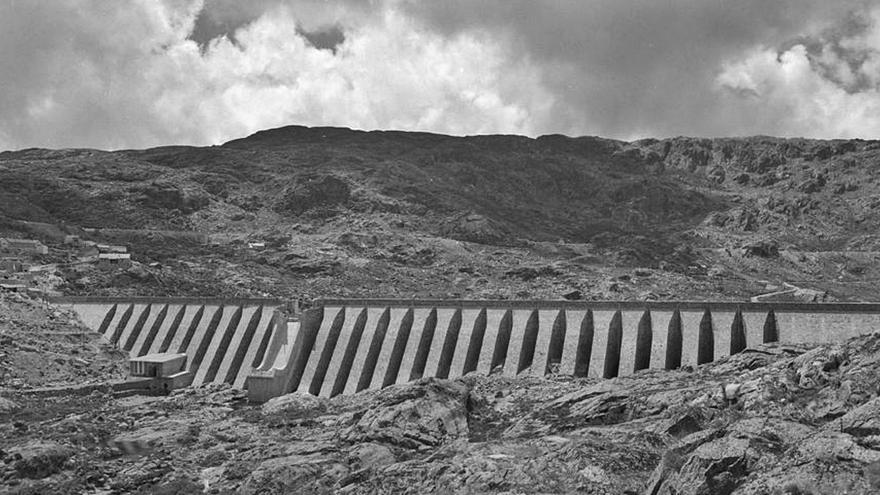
[57,298,880,402]
[55,297,284,389]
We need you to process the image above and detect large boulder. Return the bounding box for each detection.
[341,378,470,448]
[261,391,328,418]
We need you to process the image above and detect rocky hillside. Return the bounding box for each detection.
[2,126,880,301]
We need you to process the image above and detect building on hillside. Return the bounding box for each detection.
[128,353,193,393]
[96,244,128,254]
[0,238,49,255]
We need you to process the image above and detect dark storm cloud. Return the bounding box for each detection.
[0,0,879,150]
[400,0,879,138]
[297,25,346,53]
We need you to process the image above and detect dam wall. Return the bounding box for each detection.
[55,296,880,402]
[53,297,284,388]
[247,299,880,401]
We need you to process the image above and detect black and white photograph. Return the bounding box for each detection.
[2,0,880,493]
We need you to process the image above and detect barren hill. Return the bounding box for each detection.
[2,126,880,301]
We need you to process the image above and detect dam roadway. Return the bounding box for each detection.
[53,297,880,402]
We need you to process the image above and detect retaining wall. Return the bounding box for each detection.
[247,299,880,402]
[54,297,284,388]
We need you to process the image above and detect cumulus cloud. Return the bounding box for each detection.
[0,0,879,150]
[716,7,880,138]
[0,0,557,149]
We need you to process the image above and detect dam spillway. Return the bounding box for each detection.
[55,297,880,402]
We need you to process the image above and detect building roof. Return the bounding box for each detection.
[131,353,187,364]
[96,244,128,253]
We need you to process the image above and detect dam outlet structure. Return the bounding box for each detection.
[55,297,880,403]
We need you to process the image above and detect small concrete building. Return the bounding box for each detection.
[96,244,128,254]
[129,353,193,393]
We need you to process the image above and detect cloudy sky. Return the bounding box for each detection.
[2,0,880,150]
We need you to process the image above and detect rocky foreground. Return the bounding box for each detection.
[1,297,880,493]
